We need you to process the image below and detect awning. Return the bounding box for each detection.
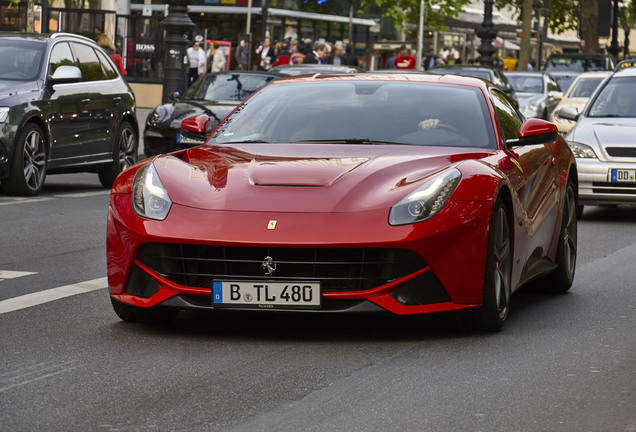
[472,37,520,51]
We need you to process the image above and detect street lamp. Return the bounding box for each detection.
[161,0,195,103]
[608,0,620,59]
[477,0,497,67]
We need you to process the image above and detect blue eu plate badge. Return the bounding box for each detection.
[213,281,223,303]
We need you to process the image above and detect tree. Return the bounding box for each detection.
[365,0,472,33]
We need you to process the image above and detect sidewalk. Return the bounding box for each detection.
[136,107,151,156]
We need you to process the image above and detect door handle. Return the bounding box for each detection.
[81,98,90,105]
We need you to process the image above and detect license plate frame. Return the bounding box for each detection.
[212,280,321,310]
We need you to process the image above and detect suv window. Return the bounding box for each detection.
[49,42,75,75]
[491,89,523,141]
[71,42,106,82]
[95,49,118,80]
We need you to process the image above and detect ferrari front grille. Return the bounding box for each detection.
[136,244,426,292]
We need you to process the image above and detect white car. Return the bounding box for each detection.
[559,61,636,215]
[550,71,611,133]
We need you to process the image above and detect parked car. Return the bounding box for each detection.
[271,64,364,75]
[550,71,611,133]
[559,62,636,216]
[504,71,563,119]
[0,32,138,196]
[427,64,518,106]
[143,71,281,157]
[107,73,577,331]
[544,52,616,93]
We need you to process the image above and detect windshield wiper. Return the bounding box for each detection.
[222,139,270,143]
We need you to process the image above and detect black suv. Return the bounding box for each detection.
[0,32,138,196]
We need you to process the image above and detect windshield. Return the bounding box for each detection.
[588,76,636,118]
[507,76,544,94]
[183,73,278,101]
[545,57,605,72]
[211,81,497,148]
[567,77,604,98]
[0,39,45,81]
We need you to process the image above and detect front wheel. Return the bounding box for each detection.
[99,121,138,189]
[3,123,47,196]
[468,198,512,331]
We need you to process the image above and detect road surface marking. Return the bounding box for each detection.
[0,271,37,280]
[53,191,110,199]
[0,197,54,206]
[0,361,79,392]
[0,277,107,315]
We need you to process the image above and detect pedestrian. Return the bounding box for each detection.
[394,45,416,70]
[187,41,206,85]
[343,44,359,67]
[255,37,274,70]
[235,39,248,70]
[503,53,518,71]
[207,40,227,72]
[329,44,345,65]
[274,41,291,66]
[96,33,126,77]
[302,42,329,64]
[446,52,456,65]
[385,48,399,69]
[423,48,436,70]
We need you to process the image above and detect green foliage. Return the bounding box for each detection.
[365,0,471,32]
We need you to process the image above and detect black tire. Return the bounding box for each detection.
[111,298,179,324]
[3,123,47,196]
[468,198,512,332]
[99,121,138,189]
[545,179,577,293]
[577,205,584,219]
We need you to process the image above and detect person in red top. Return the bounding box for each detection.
[96,33,127,77]
[394,45,416,70]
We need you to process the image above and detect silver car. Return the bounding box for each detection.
[504,71,563,119]
[560,64,636,214]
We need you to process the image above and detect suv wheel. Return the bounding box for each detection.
[3,123,47,196]
[98,121,138,189]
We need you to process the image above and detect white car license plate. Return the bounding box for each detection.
[610,169,636,182]
[212,281,321,309]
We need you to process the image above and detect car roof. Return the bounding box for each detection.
[547,52,609,59]
[0,32,94,43]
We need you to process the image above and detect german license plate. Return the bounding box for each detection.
[212,281,321,309]
[611,169,636,182]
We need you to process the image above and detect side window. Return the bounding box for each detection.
[71,42,106,82]
[491,90,524,141]
[49,42,75,75]
[547,75,560,92]
[96,49,118,80]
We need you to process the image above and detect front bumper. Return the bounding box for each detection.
[577,158,636,205]
[107,194,493,316]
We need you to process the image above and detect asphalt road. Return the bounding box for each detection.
[1,159,635,431]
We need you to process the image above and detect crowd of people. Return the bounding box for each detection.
[252,37,360,70]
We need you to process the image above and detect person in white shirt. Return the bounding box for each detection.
[187,41,206,85]
[207,40,227,72]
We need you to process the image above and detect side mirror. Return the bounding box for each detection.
[169,91,181,103]
[49,65,82,84]
[507,118,558,147]
[178,114,212,146]
[550,91,563,101]
[556,106,579,121]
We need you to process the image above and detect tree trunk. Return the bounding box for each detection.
[580,0,600,52]
[519,0,533,70]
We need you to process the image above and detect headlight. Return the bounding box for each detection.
[568,142,597,159]
[389,168,461,226]
[0,107,9,123]
[132,163,172,220]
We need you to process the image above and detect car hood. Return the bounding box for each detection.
[148,100,239,129]
[568,118,636,147]
[0,80,39,101]
[153,144,493,213]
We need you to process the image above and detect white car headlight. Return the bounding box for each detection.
[568,142,597,159]
[132,163,172,220]
[0,107,9,123]
[389,168,461,226]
